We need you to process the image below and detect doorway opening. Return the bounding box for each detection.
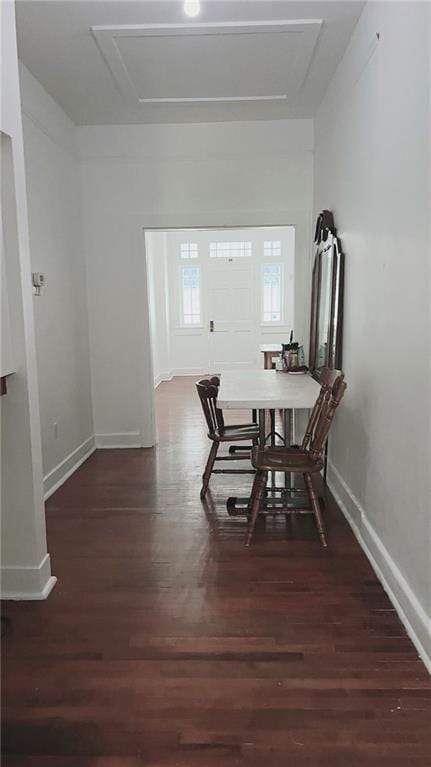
[145,226,295,393]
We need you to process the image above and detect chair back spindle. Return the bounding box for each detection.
[302,368,343,450]
[309,373,346,460]
[196,377,225,437]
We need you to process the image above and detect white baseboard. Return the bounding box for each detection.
[155,369,261,387]
[172,368,212,377]
[1,553,57,600]
[327,460,431,675]
[44,435,96,500]
[154,368,213,388]
[95,431,142,448]
[154,370,173,388]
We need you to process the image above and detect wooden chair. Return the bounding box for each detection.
[196,377,259,499]
[246,369,346,547]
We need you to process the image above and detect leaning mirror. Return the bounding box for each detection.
[309,211,344,377]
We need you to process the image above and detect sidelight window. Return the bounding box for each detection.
[181,266,201,325]
[262,264,282,323]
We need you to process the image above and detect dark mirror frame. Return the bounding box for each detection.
[309,211,344,378]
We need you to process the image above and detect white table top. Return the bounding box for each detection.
[217,370,321,410]
[260,344,282,353]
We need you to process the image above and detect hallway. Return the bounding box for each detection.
[2,378,430,766]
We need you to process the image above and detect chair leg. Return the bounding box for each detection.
[201,441,219,499]
[304,473,327,547]
[246,470,268,547]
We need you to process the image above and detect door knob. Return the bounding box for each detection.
[209,320,214,332]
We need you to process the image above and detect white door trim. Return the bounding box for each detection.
[138,209,309,448]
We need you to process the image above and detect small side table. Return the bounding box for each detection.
[260,344,282,369]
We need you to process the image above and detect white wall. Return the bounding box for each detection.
[314,1,431,669]
[1,165,15,378]
[78,120,313,446]
[146,231,171,387]
[19,64,95,498]
[0,0,55,599]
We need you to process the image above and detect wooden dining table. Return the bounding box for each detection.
[217,369,321,514]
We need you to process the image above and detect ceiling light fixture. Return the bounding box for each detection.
[183,0,200,18]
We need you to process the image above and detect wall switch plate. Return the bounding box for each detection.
[32,272,46,295]
[32,272,46,287]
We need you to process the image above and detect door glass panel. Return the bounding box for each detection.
[209,241,252,258]
[180,242,198,259]
[181,266,201,324]
[262,264,282,322]
[263,240,281,257]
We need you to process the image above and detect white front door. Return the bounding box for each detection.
[206,258,257,371]
[161,227,295,377]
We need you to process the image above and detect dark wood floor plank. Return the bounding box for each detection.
[2,377,430,765]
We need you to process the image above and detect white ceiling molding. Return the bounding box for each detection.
[91,20,322,106]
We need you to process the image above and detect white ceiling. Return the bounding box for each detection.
[16,1,364,125]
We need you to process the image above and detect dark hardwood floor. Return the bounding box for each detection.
[2,376,430,766]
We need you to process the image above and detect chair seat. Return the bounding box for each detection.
[215,423,259,442]
[251,445,322,473]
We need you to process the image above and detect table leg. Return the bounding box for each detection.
[283,408,290,446]
[269,409,276,488]
[283,409,292,491]
[258,409,266,444]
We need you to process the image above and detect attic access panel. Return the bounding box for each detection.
[92,20,322,105]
